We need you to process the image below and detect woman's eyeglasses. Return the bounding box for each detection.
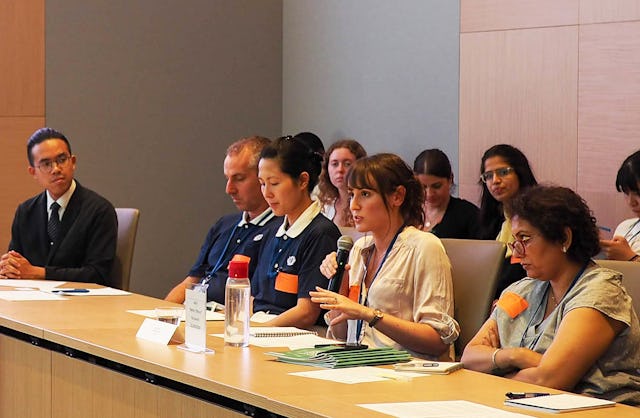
[480,166,514,183]
[507,234,537,257]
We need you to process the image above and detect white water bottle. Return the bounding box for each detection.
[224,260,250,347]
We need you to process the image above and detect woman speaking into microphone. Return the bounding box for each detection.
[311,153,459,360]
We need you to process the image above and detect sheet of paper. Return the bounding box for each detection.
[0,279,67,290]
[290,366,425,384]
[135,317,178,345]
[128,309,224,321]
[0,290,68,301]
[210,332,341,349]
[358,400,534,418]
[48,287,132,296]
[250,311,278,323]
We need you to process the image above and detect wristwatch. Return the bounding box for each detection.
[368,309,384,328]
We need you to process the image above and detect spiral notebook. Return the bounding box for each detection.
[250,327,317,338]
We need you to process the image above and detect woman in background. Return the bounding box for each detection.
[601,150,640,261]
[311,153,459,360]
[413,148,479,238]
[252,136,341,329]
[318,139,367,230]
[462,185,640,405]
[478,144,538,297]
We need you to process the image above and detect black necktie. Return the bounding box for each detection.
[48,202,61,244]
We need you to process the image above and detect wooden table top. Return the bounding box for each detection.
[0,282,637,417]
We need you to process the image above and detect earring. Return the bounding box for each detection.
[562,246,567,253]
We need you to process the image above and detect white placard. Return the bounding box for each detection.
[184,286,208,351]
[135,318,178,345]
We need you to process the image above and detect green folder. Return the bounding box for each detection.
[265,346,412,368]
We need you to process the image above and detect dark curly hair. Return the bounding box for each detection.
[509,185,600,264]
[347,153,424,229]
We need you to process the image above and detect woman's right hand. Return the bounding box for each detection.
[319,251,350,279]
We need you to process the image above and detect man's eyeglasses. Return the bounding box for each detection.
[480,166,514,183]
[507,234,537,257]
[35,154,71,173]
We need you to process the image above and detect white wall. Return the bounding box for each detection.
[282,0,460,172]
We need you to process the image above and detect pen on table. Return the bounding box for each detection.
[52,288,90,293]
[505,392,550,399]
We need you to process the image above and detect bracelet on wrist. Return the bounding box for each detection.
[491,348,502,371]
[629,254,640,262]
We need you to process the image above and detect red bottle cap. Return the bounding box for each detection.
[228,260,248,278]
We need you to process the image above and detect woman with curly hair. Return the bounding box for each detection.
[462,185,640,405]
[318,139,367,231]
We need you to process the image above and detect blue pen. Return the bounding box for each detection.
[52,289,90,293]
[598,225,612,233]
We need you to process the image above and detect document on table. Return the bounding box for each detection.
[0,290,68,301]
[0,279,67,291]
[128,309,224,321]
[290,366,426,384]
[48,287,131,296]
[358,400,535,418]
[210,332,340,349]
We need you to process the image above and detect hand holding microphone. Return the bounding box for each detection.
[327,236,354,293]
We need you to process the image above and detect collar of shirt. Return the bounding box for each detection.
[275,200,321,239]
[238,207,274,227]
[47,179,76,220]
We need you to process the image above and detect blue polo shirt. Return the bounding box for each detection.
[252,201,341,318]
[188,208,279,304]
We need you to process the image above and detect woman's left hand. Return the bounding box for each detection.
[309,287,369,325]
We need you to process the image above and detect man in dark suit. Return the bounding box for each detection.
[0,128,117,284]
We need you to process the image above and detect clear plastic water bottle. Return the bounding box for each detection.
[224,260,250,347]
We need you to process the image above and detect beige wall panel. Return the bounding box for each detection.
[578,190,633,236]
[51,352,244,418]
[580,0,640,24]
[578,21,640,230]
[0,117,44,248]
[459,27,579,204]
[461,0,578,33]
[0,335,51,418]
[0,0,44,116]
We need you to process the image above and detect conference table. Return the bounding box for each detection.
[0,283,637,418]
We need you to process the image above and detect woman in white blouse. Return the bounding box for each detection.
[601,150,640,261]
[310,153,459,360]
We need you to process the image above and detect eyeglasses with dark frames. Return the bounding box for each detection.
[508,234,537,257]
[35,154,71,173]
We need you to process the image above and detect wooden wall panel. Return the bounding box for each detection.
[577,21,640,231]
[0,335,51,418]
[51,352,245,418]
[0,0,44,116]
[580,0,640,24]
[0,117,45,248]
[459,26,579,205]
[461,0,578,33]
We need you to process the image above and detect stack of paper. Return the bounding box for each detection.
[265,346,411,368]
[504,393,615,413]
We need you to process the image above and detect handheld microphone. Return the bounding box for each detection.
[327,235,354,293]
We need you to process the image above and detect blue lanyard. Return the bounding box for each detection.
[355,225,406,340]
[266,235,296,281]
[202,223,256,284]
[519,262,589,349]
